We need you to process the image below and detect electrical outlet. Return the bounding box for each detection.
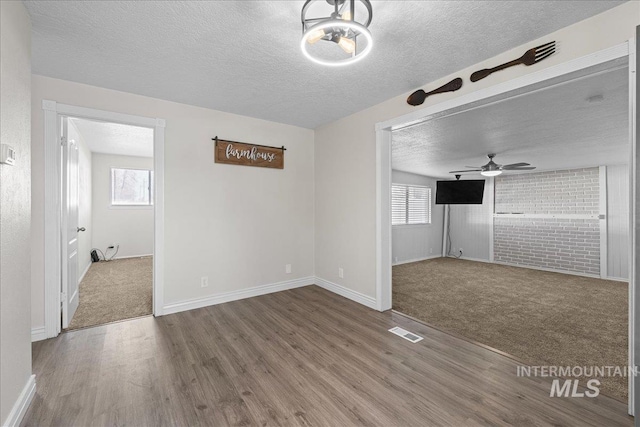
[285,264,292,274]
[201,276,209,288]
[338,268,344,279]
[429,248,433,254]
[394,257,398,263]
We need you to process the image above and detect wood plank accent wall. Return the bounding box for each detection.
[448,181,492,262]
[606,165,630,280]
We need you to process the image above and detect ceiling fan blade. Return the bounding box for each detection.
[449,169,482,173]
[464,166,484,169]
[506,166,536,170]
[502,163,530,169]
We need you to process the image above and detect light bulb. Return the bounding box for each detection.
[480,170,502,177]
[342,11,351,20]
[338,36,356,54]
[307,28,325,44]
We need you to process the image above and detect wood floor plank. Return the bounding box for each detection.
[22,286,632,426]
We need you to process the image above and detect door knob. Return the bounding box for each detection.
[77,227,86,232]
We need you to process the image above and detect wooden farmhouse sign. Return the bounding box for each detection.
[213,137,285,169]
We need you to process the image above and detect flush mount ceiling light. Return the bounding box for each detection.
[300,0,373,67]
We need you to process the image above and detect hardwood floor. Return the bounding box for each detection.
[22,286,632,426]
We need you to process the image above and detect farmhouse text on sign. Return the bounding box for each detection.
[214,138,285,169]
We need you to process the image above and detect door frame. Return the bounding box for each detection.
[42,101,166,338]
[374,41,635,413]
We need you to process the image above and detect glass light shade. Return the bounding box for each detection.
[338,37,356,54]
[306,28,325,44]
[300,20,373,67]
[481,170,502,177]
[342,11,352,20]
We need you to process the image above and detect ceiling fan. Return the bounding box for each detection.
[449,154,536,177]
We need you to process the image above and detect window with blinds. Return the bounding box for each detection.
[391,184,431,225]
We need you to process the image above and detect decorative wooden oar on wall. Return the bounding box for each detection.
[407,77,463,106]
[470,41,555,82]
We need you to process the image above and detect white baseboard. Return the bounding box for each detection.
[31,326,47,343]
[493,260,601,279]
[447,255,492,263]
[78,262,91,283]
[163,275,379,316]
[162,276,315,315]
[113,254,153,260]
[2,374,36,427]
[314,277,377,310]
[393,254,441,266]
[606,276,629,283]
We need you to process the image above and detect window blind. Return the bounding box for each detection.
[391,184,431,225]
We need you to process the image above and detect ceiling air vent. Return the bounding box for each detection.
[388,326,423,343]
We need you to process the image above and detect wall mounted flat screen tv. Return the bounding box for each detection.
[436,180,485,205]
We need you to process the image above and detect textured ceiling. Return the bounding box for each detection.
[392,66,629,178]
[70,118,154,158]
[24,1,624,129]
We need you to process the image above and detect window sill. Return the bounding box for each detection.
[392,223,432,228]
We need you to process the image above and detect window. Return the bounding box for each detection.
[111,168,153,206]
[392,184,431,225]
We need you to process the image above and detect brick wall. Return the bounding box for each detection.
[495,168,599,215]
[493,168,600,275]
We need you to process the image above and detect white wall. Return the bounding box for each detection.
[31,75,315,327]
[69,120,93,279]
[391,170,444,264]
[0,1,33,424]
[315,2,639,298]
[91,153,153,259]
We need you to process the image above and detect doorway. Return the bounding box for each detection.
[61,116,156,330]
[41,101,165,338]
[375,42,635,413]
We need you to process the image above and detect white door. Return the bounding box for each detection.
[61,117,80,328]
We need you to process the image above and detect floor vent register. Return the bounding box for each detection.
[389,326,424,343]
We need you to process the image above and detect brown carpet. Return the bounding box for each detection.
[67,257,153,331]
[393,257,628,401]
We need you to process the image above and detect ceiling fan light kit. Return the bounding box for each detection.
[301,0,373,67]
